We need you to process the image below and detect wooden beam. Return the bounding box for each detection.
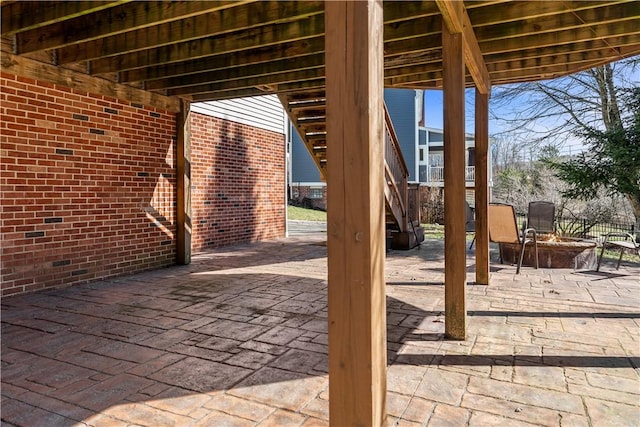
[484,35,640,73]
[0,52,180,112]
[474,2,640,43]
[442,20,467,340]
[474,90,490,286]
[384,15,442,42]
[89,13,325,75]
[436,0,491,94]
[386,69,443,87]
[56,1,322,64]
[119,36,325,83]
[166,67,324,96]
[1,1,127,36]
[436,0,464,33]
[189,78,326,102]
[467,1,619,27]
[14,1,238,54]
[147,53,324,91]
[461,7,491,94]
[325,1,386,425]
[382,1,439,24]
[487,58,620,84]
[480,20,640,55]
[176,100,191,265]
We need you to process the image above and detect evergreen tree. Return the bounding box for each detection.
[547,88,640,221]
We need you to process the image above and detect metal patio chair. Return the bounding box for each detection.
[596,232,640,271]
[466,201,476,250]
[526,201,556,235]
[489,203,539,274]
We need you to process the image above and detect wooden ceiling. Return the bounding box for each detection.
[2,0,639,104]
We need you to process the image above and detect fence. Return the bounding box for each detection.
[515,213,636,239]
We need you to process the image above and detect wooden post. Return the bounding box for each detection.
[325,1,387,425]
[443,21,467,340]
[176,100,191,265]
[475,90,490,285]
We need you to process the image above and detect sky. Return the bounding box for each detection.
[423,89,501,136]
[424,88,509,132]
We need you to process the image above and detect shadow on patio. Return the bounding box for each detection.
[2,236,639,426]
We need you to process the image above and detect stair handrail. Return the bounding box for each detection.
[383,103,409,228]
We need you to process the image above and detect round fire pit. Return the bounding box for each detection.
[500,236,598,269]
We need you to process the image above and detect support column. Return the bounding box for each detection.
[443,22,467,340]
[475,90,490,285]
[176,100,191,265]
[325,1,387,425]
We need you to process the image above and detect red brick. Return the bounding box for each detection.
[1,74,285,296]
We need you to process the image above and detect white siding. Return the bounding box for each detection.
[191,95,285,134]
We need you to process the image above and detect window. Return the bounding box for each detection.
[419,165,427,182]
[419,148,424,162]
[309,188,324,199]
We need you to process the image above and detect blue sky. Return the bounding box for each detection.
[423,89,478,131]
[422,59,640,157]
[424,89,496,133]
[423,88,584,156]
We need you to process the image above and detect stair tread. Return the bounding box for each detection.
[282,90,416,233]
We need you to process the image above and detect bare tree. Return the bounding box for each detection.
[489,134,528,174]
[490,58,639,156]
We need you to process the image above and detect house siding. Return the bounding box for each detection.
[191,95,284,134]
[290,122,322,184]
[384,88,418,181]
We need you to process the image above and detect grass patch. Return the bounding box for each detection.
[598,248,639,264]
[288,205,327,222]
[422,223,444,239]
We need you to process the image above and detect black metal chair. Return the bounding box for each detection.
[526,201,556,235]
[466,201,476,250]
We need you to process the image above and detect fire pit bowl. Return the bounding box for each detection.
[499,235,598,269]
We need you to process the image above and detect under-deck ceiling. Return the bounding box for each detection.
[2,0,639,103]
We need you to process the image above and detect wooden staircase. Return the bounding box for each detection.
[280,91,424,249]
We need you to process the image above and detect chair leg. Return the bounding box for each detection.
[616,249,624,270]
[596,244,606,272]
[469,235,476,250]
[533,239,539,269]
[516,242,526,274]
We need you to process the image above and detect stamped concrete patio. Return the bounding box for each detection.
[2,230,639,427]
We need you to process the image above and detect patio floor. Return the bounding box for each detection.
[2,231,639,426]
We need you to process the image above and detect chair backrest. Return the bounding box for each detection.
[488,203,521,244]
[465,201,475,232]
[527,201,555,234]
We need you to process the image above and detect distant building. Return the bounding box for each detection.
[418,126,488,188]
[289,89,491,209]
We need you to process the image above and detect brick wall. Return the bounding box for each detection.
[1,73,176,296]
[190,112,285,250]
[290,185,327,211]
[1,74,286,297]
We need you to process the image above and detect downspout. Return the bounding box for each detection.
[284,116,290,238]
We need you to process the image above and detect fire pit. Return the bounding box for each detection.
[500,235,598,269]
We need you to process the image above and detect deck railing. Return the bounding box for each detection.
[384,104,409,229]
[428,166,475,182]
